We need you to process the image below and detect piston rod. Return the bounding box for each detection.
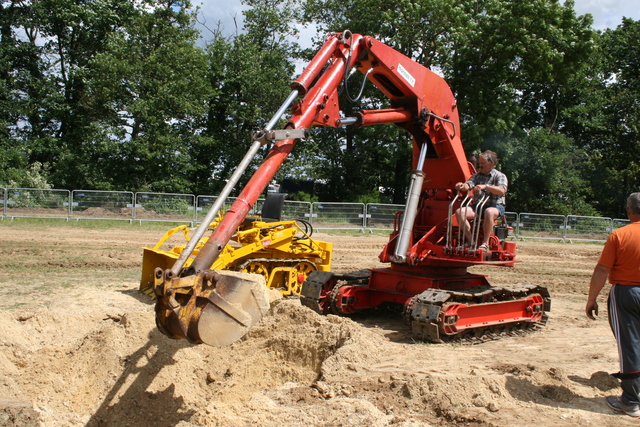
[392,142,428,263]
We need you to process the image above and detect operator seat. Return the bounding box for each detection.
[260,193,288,222]
[241,193,288,227]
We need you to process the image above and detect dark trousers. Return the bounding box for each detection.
[608,284,640,404]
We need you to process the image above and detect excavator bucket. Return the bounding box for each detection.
[154,269,270,347]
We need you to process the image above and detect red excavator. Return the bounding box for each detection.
[151,31,550,346]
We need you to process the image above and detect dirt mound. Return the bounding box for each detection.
[0,225,638,426]
[0,289,393,426]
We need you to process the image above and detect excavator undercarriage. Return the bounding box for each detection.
[301,268,550,344]
[141,195,332,346]
[140,215,332,298]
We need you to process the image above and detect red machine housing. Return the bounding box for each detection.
[194,31,549,341]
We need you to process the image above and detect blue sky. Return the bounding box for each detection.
[198,0,640,41]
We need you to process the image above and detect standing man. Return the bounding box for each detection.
[586,192,640,418]
[454,150,507,251]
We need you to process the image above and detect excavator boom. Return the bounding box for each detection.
[190,31,471,272]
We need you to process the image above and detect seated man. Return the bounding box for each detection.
[454,150,508,251]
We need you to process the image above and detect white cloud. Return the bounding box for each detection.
[193,1,249,41]
[571,0,640,30]
[197,0,640,43]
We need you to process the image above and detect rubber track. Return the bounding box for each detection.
[300,272,550,344]
[300,271,370,314]
[405,283,550,345]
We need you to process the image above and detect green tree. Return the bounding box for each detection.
[303,0,593,144]
[86,0,211,192]
[577,19,640,217]
[0,0,47,186]
[443,0,594,151]
[196,0,298,196]
[2,0,211,192]
[501,128,595,215]
[17,0,137,189]
[295,0,595,203]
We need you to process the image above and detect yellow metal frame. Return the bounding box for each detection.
[140,218,332,296]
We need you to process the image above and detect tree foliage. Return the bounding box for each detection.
[583,19,640,217]
[0,0,638,218]
[1,0,211,192]
[500,128,595,215]
[302,0,594,147]
[298,0,601,212]
[197,0,298,196]
[86,0,211,192]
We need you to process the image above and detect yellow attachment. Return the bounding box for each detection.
[140,219,332,296]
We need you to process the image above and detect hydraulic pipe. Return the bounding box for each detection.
[292,34,342,95]
[457,193,472,250]
[266,90,300,130]
[445,192,460,249]
[169,89,299,276]
[337,117,358,126]
[471,193,489,249]
[358,108,413,126]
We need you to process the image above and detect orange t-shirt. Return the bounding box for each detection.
[598,222,640,286]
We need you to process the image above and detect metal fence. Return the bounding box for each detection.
[134,192,196,223]
[3,188,70,219]
[565,215,613,242]
[366,203,405,229]
[311,202,367,230]
[196,195,235,221]
[71,190,134,221]
[515,213,567,241]
[0,186,629,242]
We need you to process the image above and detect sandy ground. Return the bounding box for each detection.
[0,222,637,426]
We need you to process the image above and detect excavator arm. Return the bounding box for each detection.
[153,31,480,346]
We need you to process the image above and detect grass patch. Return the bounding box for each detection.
[0,217,191,231]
